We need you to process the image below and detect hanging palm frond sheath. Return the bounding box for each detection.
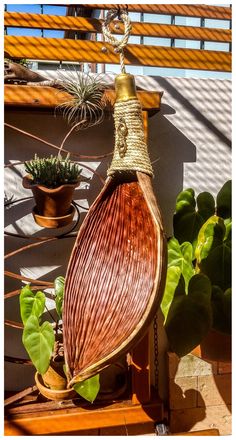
[63,72,167,387]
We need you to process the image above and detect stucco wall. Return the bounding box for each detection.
[4,75,231,395]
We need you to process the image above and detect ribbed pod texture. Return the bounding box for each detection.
[63,176,165,384]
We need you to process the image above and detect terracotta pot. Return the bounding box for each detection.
[35,372,76,401]
[192,328,231,363]
[42,360,67,390]
[23,175,79,217]
[32,205,75,229]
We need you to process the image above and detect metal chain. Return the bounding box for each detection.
[153,312,159,391]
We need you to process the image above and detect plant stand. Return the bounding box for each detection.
[5,88,164,436]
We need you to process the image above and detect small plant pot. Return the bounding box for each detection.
[32,204,75,228]
[23,175,79,218]
[35,372,76,401]
[42,360,67,390]
[192,329,231,363]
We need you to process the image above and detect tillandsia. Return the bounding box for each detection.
[56,71,107,130]
[24,154,82,188]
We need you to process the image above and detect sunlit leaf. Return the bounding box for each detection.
[20,285,45,325]
[73,374,100,403]
[22,315,55,374]
[54,276,65,319]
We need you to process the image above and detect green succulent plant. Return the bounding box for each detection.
[24,154,82,188]
[161,180,231,357]
[19,278,100,403]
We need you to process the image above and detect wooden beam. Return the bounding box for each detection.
[131,331,151,404]
[4,12,232,43]
[4,36,232,72]
[4,85,162,111]
[80,4,232,20]
[4,400,163,435]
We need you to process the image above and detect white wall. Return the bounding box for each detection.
[4,75,231,398]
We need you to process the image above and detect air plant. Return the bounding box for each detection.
[57,71,107,130]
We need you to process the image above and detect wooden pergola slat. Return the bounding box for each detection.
[4,12,232,43]
[4,85,162,111]
[4,36,232,72]
[80,4,232,20]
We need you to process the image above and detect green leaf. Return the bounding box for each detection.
[216,180,231,219]
[165,274,212,357]
[175,188,196,214]
[195,216,231,290]
[20,285,45,325]
[22,315,55,374]
[173,189,215,250]
[211,286,231,334]
[54,276,65,319]
[161,267,182,323]
[168,238,194,289]
[73,374,100,403]
[196,192,215,222]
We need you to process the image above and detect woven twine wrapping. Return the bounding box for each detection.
[107,98,154,177]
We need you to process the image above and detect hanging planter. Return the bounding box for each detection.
[22,154,82,228]
[62,9,167,389]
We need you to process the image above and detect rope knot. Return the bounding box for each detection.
[102,8,132,73]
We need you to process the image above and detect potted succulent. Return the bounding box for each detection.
[19,277,127,402]
[161,180,231,362]
[23,154,82,228]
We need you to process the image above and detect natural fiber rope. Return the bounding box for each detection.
[108,99,154,177]
[102,8,132,73]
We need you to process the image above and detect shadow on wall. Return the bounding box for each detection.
[148,103,196,236]
[154,76,231,149]
[167,352,231,434]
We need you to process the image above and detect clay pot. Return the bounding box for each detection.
[32,205,75,229]
[42,360,67,390]
[23,175,79,218]
[192,328,231,363]
[35,372,76,401]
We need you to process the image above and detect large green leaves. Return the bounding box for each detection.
[216,180,231,219]
[165,274,212,357]
[211,286,231,334]
[161,237,194,322]
[168,238,194,288]
[20,285,45,325]
[22,315,55,374]
[54,276,65,319]
[161,267,182,322]
[195,216,231,290]
[73,374,100,403]
[173,189,215,248]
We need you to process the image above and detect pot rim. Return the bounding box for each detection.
[22,175,80,192]
[33,204,75,221]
